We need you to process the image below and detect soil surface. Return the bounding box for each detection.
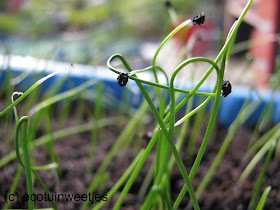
[1,111,280,210]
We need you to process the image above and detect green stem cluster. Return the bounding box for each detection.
[105,0,255,209]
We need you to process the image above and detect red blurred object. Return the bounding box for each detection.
[8,0,24,13]
[225,0,280,87]
[249,0,279,87]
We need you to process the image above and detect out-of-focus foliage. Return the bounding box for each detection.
[0,0,206,37]
[270,56,280,90]
[0,13,19,33]
[0,0,206,64]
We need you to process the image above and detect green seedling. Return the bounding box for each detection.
[105,0,255,209]
[248,143,275,209]
[256,186,271,210]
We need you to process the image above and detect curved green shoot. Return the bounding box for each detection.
[0,117,123,169]
[15,116,34,210]
[107,54,215,97]
[11,91,23,122]
[169,57,220,136]
[194,99,260,201]
[256,186,271,210]
[28,80,96,116]
[249,143,275,209]
[238,129,280,184]
[0,72,59,117]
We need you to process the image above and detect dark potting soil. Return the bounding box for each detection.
[1,114,280,210]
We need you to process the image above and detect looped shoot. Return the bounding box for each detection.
[104,0,255,208]
[107,17,215,98]
[107,54,215,97]
[169,57,221,129]
[106,15,214,210]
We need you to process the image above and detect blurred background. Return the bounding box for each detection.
[0,0,279,88]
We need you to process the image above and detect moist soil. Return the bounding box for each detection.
[1,111,280,210]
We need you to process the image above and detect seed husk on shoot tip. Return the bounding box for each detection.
[117,73,129,87]
[192,13,206,25]
[222,80,232,97]
[164,1,172,9]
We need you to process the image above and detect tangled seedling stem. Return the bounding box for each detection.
[105,0,254,208]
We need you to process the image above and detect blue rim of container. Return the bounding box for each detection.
[0,54,279,127]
